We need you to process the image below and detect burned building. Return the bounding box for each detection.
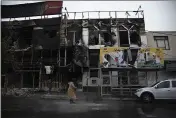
[1,1,83,90]
[2,2,166,97]
[63,11,165,96]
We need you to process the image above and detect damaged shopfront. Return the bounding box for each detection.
[1,1,84,91]
[70,11,165,97]
[2,2,165,97]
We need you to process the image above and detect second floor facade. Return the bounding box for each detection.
[146,31,176,61]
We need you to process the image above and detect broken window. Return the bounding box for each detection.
[90,69,99,78]
[67,31,75,45]
[19,27,33,48]
[89,30,99,45]
[75,30,82,44]
[103,32,112,46]
[119,31,129,47]
[130,31,141,46]
[89,50,99,67]
[23,72,33,88]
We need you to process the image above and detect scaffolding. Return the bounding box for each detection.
[3,13,69,89]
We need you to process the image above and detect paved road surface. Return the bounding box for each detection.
[2,96,176,118]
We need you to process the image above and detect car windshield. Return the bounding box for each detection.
[150,81,160,87]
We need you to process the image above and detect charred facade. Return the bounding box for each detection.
[2,2,156,96]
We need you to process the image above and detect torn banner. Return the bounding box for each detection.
[100,47,164,68]
[100,47,128,68]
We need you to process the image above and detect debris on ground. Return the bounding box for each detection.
[2,88,38,97]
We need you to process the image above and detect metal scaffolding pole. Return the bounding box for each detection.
[31,48,33,64]
[64,48,67,66]
[39,50,43,89]
[32,73,35,89]
[21,72,23,88]
[57,8,63,90]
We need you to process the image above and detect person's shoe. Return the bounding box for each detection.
[70,99,76,104]
[70,99,73,104]
[71,101,76,104]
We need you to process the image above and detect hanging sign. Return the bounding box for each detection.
[137,48,164,68]
[100,47,164,68]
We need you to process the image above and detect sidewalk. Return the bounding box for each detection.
[40,92,136,101]
[2,88,136,101]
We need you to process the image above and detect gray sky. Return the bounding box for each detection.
[2,1,176,31]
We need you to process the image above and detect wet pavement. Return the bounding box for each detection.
[2,96,176,118]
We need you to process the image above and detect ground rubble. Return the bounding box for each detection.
[1,88,39,97]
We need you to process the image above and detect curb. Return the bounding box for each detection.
[102,98,136,101]
[40,95,136,101]
[41,95,68,100]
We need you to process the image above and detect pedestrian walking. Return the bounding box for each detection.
[67,80,77,104]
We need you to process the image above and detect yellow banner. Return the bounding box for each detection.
[138,48,164,65]
[100,47,128,64]
[100,47,164,68]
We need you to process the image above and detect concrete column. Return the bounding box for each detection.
[82,28,89,47]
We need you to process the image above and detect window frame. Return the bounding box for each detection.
[154,36,170,50]
[156,81,170,89]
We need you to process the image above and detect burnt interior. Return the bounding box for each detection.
[32,27,60,49]
[18,27,33,49]
[2,12,145,89]
[89,49,99,68]
[119,31,129,47]
[103,32,112,45]
[90,69,99,77]
[130,31,141,46]
[89,30,99,45]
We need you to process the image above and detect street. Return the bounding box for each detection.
[2,96,176,118]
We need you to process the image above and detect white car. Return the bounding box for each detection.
[135,79,176,102]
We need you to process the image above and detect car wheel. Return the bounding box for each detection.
[141,93,153,103]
